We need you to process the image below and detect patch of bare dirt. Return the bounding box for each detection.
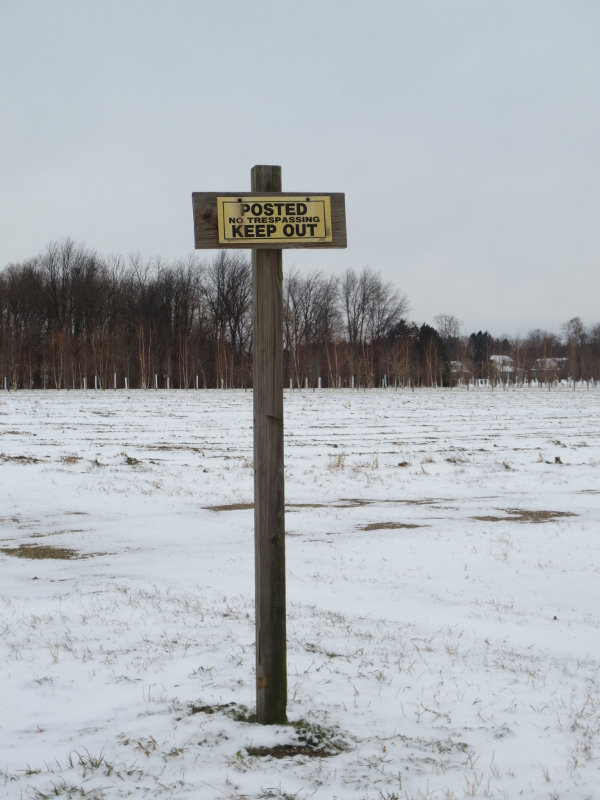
[246,744,334,759]
[473,509,576,524]
[0,544,81,560]
[286,503,328,509]
[361,522,422,531]
[206,503,254,512]
[0,454,42,464]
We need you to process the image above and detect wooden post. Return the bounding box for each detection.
[252,164,286,725]
[191,169,346,726]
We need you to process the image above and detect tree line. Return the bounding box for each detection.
[0,239,598,390]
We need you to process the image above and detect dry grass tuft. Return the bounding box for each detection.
[350,452,379,472]
[60,455,80,464]
[327,452,347,470]
[446,454,469,465]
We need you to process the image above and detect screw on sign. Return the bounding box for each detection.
[192,167,347,724]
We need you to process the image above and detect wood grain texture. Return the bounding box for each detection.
[252,166,287,725]
[192,191,346,249]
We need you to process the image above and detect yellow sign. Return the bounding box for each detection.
[217,196,332,244]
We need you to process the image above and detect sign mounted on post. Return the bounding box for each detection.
[192,191,346,249]
[191,168,346,727]
[217,196,332,244]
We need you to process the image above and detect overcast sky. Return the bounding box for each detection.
[1,1,599,335]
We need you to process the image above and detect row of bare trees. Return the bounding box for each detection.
[4,240,595,391]
[0,239,428,390]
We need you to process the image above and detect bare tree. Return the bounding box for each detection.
[562,316,587,385]
[434,313,462,341]
[342,267,409,386]
[201,252,252,387]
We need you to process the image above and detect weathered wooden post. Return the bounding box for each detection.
[250,164,286,723]
[192,170,346,724]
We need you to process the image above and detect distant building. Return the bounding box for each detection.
[451,361,469,374]
[489,355,514,375]
[532,358,567,378]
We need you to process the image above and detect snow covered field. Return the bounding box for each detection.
[0,387,599,799]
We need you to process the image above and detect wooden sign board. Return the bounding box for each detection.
[192,192,346,249]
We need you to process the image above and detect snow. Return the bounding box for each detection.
[0,386,599,799]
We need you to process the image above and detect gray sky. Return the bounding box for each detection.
[1,1,599,336]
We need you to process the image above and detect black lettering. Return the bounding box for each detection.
[274,202,284,214]
[263,202,274,215]
[261,217,267,224]
[237,217,243,223]
[255,225,266,238]
[275,216,281,223]
[269,217,274,223]
[285,203,294,215]
[313,216,320,222]
[282,217,288,223]
[244,225,254,237]
[307,224,317,236]
[297,203,307,215]
[295,224,306,237]
[228,217,237,224]
[242,204,250,214]
[232,224,243,237]
[266,224,276,237]
[251,203,263,216]
[305,216,312,222]
[283,224,294,237]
